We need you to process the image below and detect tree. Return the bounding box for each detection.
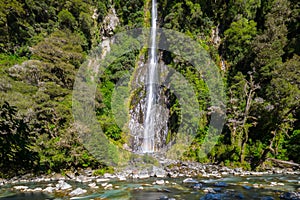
[163,0,204,34]
[0,102,38,177]
[0,0,25,52]
[227,72,259,163]
[58,9,77,30]
[223,17,257,66]
[250,0,297,168]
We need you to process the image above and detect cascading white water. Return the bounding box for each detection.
[142,0,158,153]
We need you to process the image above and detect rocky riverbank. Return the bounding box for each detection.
[1,161,300,199]
[2,160,300,185]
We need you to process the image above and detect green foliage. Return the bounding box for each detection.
[115,0,144,28]
[163,0,210,35]
[286,130,300,163]
[58,10,77,30]
[0,102,38,177]
[224,18,257,65]
[93,166,114,176]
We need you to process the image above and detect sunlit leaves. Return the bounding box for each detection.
[224,18,257,65]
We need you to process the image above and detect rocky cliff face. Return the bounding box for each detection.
[128,54,170,153]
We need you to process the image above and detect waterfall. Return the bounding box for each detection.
[142,0,158,153]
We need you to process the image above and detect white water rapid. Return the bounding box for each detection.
[142,0,158,153]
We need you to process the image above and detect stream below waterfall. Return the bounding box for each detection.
[0,174,299,200]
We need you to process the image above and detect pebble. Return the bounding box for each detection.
[96,178,110,182]
[118,176,126,181]
[101,182,108,187]
[104,183,113,189]
[104,173,116,179]
[88,182,99,188]
[138,174,150,179]
[155,180,165,185]
[69,188,87,196]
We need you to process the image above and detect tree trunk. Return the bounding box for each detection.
[267,158,300,168]
[253,131,276,169]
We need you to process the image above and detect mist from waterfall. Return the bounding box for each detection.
[142,0,158,153]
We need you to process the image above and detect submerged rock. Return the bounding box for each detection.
[242,185,252,190]
[214,182,228,187]
[280,192,300,200]
[261,197,274,200]
[200,193,223,200]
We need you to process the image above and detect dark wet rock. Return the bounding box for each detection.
[163,189,171,193]
[159,195,169,200]
[280,192,300,200]
[213,187,222,192]
[214,182,228,187]
[193,183,203,189]
[242,185,252,190]
[261,197,274,200]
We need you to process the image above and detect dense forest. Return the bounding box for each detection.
[0,0,299,178]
